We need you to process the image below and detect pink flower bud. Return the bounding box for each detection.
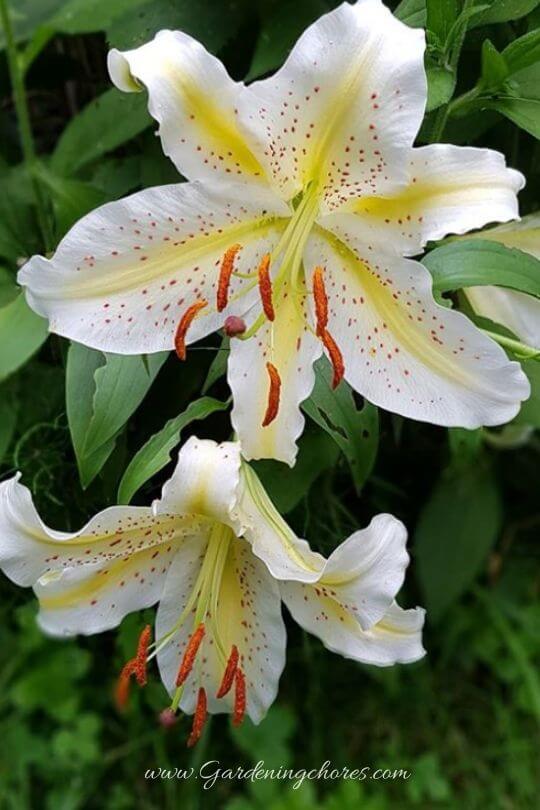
[158,708,179,728]
[224,315,246,337]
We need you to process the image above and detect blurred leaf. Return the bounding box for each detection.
[0,293,48,383]
[470,0,540,27]
[416,458,502,622]
[254,428,339,513]
[0,384,18,463]
[107,0,243,53]
[231,705,296,768]
[247,0,328,80]
[202,339,229,394]
[0,168,41,261]
[66,343,116,488]
[117,395,229,504]
[83,351,167,457]
[302,357,378,493]
[48,0,147,33]
[51,89,151,176]
[424,240,540,298]
[514,360,540,426]
[35,167,107,236]
[0,266,18,307]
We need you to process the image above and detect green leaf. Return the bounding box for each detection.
[247,0,328,80]
[503,28,540,74]
[0,293,48,383]
[66,343,117,488]
[117,396,229,504]
[426,0,458,43]
[415,458,502,622]
[470,0,540,27]
[34,167,107,236]
[202,338,229,394]
[426,65,456,111]
[423,240,540,298]
[253,429,339,514]
[302,357,379,493]
[107,0,242,53]
[514,360,540,427]
[394,0,427,27]
[488,65,540,139]
[0,385,18,464]
[480,40,509,89]
[51,89,151,176]
[83,352,167,459]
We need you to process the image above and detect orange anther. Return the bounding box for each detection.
[232,668,246,727]
[257,254,275,321]
[174,300,208,360]
[216,645,239,698]
[321,330,345,389]
[187,687,208,747]
[135,624,152,686]
[175,623,206,687]
[217,244,241,312]
[312,266,328,335]
[114,659,137,711]
[262,362,281,427]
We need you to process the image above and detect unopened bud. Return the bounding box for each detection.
[224,315,246,337]
[159,707,179,728]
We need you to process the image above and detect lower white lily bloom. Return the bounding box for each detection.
[0,437,424,744]
[462,214,540,348]
[18,0,530,466]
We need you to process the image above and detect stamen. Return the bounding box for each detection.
[217,244,241,312]
[114,659,137,711]
[187,687,208,747]
[321,330,345,389]
[135,624,152,686]
[312,266,328,335]
[262,362,281,427]
[174,300,208,360]
[175,623,206,686]
[232,668,246,727]
[257,254,275,321]
[216,645,239,698]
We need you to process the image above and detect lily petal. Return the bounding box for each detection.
[19,182,289,354]
[228,279,322,465]
[156,534,286,723]
[314,514,410,630]
[155,437,243,531]
[465,286,540,348]
[0,474,201,635]
[237,463,326,583]
[331,144,524,256]
[108,30,265,184]
[237,0,426,206]
[281,584,425,665]
[304,229,530,427]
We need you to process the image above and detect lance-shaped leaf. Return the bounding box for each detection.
[117,396,229,504]
[302,357,379,493]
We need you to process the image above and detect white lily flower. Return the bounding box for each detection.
[0,437,424,743]
[461,213,540,348]
[18,0,529,465]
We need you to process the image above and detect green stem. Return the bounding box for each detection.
[482,329,540,360]
[428,0,474,143]
[0,0,52,250]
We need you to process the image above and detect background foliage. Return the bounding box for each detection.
[0,0,540,808]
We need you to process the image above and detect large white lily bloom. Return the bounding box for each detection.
[18,0,529,465]
[462,214,540,348]
[0,437,424,743]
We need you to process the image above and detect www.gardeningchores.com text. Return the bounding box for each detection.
[143,760,412,790]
